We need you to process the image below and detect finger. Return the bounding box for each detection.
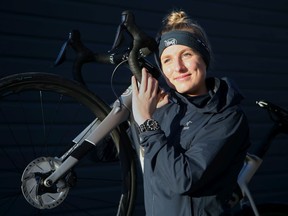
[146,73,152,94]
[139,68,148,94]
[157,90,167,102]
[156,94,169,108]
[131,75,139,94]
[152,78,159,96]
[147,75,158,97]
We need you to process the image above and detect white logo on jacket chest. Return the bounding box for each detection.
[183,121,193,130]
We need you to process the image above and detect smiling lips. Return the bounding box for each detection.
[174,73,191,81]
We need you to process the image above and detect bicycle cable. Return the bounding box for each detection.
[110,59,129,107]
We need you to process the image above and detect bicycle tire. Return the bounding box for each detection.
[0,72,137,216]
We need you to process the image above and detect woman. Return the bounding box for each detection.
[131,10,250,216]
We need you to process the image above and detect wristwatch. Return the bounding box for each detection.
[139,119,160,133]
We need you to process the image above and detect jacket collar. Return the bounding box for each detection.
[168,77,244,113]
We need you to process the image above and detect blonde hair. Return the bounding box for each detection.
[162,10,191,31]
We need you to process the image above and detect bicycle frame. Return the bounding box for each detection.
[42,84,143,187]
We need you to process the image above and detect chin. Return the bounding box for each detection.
[175,85,192,94]
[176,89,190,94]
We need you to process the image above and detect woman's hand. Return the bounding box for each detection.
[131,68,159,126]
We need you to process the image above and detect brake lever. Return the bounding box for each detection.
[120,11,158,82]
[110,16,126,52]
[54,30,95,67]
[257,100,288,126]
[54,33,71,67]
[125,11,157,55]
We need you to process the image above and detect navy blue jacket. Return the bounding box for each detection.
[139,77,250,216]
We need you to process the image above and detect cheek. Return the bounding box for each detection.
[186,59,206,76]
[161,68,174,87]
[185,61,197,70]
[162,66,173,80]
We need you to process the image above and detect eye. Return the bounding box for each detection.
[162,58,171,64]
[183,52,193,57]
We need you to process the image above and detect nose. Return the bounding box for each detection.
[173,58,186,72]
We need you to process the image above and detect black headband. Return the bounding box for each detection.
[158,30,210,67]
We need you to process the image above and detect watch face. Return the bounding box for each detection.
[139,119,160,133]
[147,119,160,131]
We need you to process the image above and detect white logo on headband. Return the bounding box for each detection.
[164,38,177,47]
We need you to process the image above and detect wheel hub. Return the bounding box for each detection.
[21,157,70,209]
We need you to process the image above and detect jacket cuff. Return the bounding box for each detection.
[139,129,162,147]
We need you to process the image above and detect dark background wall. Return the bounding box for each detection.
[1,0,288,214]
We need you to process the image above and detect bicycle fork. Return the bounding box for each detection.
[237,153,263,216]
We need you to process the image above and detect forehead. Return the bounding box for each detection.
[161,45,194,58]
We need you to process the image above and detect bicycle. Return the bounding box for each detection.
[0,10,288,216]
[0,10,155,216]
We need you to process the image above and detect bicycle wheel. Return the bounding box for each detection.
[0,72,137,216]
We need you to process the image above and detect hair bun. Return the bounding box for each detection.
[165,10,189,26]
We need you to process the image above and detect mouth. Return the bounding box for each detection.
[174,74,191,81]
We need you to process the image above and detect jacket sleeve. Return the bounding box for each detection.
[139,108,250,196]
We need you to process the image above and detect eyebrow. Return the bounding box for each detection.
[161,47,194,60]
